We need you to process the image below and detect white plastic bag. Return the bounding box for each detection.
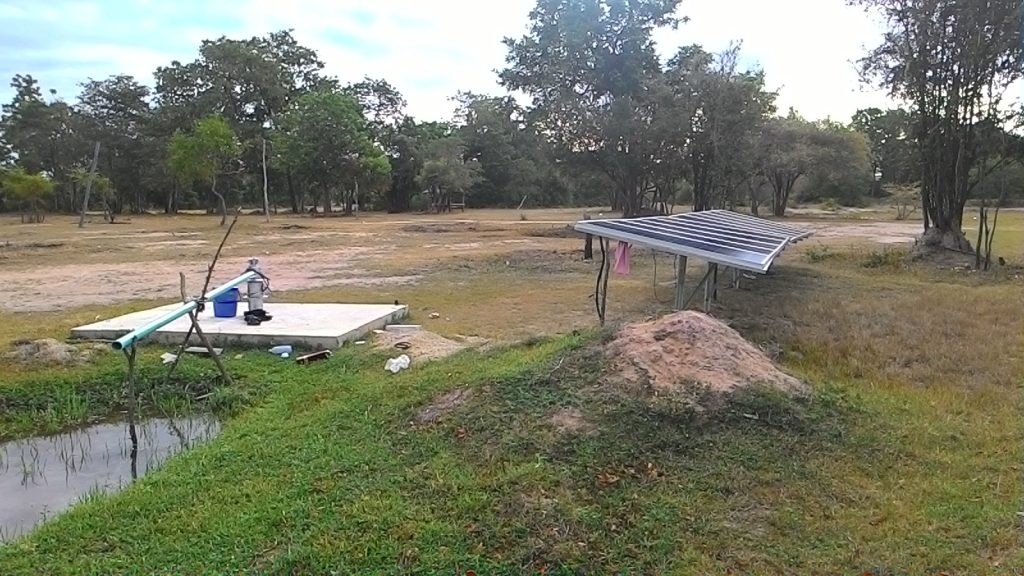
[384,354,411,374]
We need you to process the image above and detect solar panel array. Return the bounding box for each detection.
[573,210,812,273]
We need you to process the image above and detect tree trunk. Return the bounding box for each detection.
[344,178,357,215]
[166,181,178,214]
[78,142,101,228]
[212,174,227,226]
[609,188,621,212]
[769,172,798,217]
[286,168,299,213]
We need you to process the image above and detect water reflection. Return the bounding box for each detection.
[0,415,219,542]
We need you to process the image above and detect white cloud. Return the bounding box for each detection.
[658,0,892,121]
[0,0,896,121]
[245,0,893,122]
[232,0,537,120]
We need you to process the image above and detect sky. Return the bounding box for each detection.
[0,0,893,122]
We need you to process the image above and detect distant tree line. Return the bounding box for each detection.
[0,0,1020,226]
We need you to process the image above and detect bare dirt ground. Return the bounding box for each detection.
[1,206,1021,345]
[0,210,579,312]
[801,220,920,244]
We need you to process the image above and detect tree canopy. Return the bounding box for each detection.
[275,89,385,214]
[853,0,1023,250]
[167,115,240,225]
[3,8,998,219]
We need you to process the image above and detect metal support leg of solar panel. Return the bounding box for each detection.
[576,210,812,322]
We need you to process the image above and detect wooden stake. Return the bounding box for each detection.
[77,142,101,229]
[123,346,139,480]
[673,255,688,310]
[262,138,270,224]
[186,308,233,387]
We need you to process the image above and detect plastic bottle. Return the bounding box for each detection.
[269,345,292,356]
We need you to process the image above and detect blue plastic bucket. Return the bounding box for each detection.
[213,288,239,318]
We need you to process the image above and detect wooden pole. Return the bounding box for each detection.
[703,262,713,312]
[262,137,270,223]
[583,213,593,261]
[598,237,606,325]
[673,255,688,310]
[186,308,233,387]
[77,142,101,228]
[712,263,719,302]
[123,346,139,480]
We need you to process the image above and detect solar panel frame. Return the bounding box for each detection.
[573,210,812,273]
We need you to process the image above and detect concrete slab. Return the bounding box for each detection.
[71,303,408,350]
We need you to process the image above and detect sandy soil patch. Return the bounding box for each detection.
[373,330,487,362]
[801,220,920,245]
[0,248,394,312]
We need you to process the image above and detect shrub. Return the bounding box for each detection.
[804,244,837,263]
[862,248,906,269]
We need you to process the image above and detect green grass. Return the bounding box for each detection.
[0,334,1019,574]
[1,211,1022,573]
[0,348,291,441]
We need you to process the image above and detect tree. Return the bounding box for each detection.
[802,122,874,206]
[168,116,240,225]
[76,75,154,214]
[851,107,917,192]
[352,153,393,211]
[668,44,775,211]
[416,136,482,213]
[154,30,330,214]
[275,90,375,213]
[853,0,1023,251]
[344,77,407,142]
[455,92,567,207]
[1,75,85,211]
[501,0,681,216]
[759,115,818,216]
[385,119,449,213]
[2,167,54,222]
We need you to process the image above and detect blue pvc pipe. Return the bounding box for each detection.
[111,271,258,350]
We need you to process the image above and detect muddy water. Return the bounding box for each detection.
[0,416,219,542]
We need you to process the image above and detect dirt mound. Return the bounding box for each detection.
[908,243,978,269]
[604,312,807,399]
[4,338,106,366]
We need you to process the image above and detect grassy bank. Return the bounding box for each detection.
[0,348,297,441]
[0,331,1020,574]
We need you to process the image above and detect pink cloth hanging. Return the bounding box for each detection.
[613,241,631,275]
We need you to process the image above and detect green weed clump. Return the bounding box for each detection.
[804,244,837,263]
[862,248,907,269]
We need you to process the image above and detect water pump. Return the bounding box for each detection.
[246,258,265,312]
[243,258,272,325]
